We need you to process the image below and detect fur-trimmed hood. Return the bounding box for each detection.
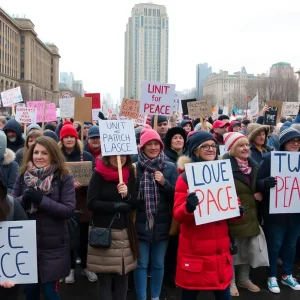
[177,155,191,172]
[2,148,16,166]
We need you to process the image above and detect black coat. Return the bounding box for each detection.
[3,119,25,153]
[135,160,178,242]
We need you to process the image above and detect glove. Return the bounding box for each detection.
[186,192,199,213]
[113,202,131,212]
[239,205,245,217]
[22,192,32,211]
[98,111,106,120]
[263,177,277,189]
[23,188,43,206]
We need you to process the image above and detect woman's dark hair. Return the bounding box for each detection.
[0,180,10,221]
[100,155,133,170]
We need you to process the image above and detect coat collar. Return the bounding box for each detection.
[2,148,15,165]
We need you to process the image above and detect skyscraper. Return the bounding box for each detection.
[124,3,169,100]
[196,63,212,98]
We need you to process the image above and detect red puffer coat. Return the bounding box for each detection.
[173,174,233,291]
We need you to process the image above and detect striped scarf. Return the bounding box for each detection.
[138,151,165,230]
[235,157,252,174]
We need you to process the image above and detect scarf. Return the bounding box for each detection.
[138,151,165,229]
[235,157,252,174]
[95,159,130,184]
[24,161,57,194]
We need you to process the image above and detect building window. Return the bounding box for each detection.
[141,16,144,27]
[20,48,24,56]
[20,72,24,80]
[21,35,25,44]
[148,8,151,16]
[21,61,24,68]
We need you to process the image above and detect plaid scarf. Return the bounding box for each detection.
[235,157,252,174]
[138,151,165,230]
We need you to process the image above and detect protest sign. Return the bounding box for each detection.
[219,145,228,157]
[173,93,182,113]
[15,107,37,124]
[59,98,75,118]
[120,98,140,119]
[1,87,23,107]
[187,100,211,118]
[0,220,37,284]
[181,98,197,115]
[92,109,101,121]
[140,81,175,116]
[134,114,147,126]
[185,160,239,225]
[74,97,93,123]
[66,162,93,186]
[99,120,137,156]
[282,102,299,116]
[269,152,300,214]
[264,100,282,126]
[26,101,57,122]
[250,95,259,118]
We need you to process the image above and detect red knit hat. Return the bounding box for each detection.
[60,122,78,140]
[139,128,164,151]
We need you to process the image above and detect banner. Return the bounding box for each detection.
[0,220,38,284]
[1,87,23,107]
[15,107,37,124]
[26,101,57,122]
[250,95,259,118]
[269,152,300,214]
[185,160,239,225]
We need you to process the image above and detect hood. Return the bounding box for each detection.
[180,120,194,130]
[3,119,23,141]
[177,155,192,172]
[0,131,7,161]
[2,148,15,165]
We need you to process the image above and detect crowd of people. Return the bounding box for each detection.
[0,105,299,300]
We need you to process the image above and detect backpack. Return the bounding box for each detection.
[7,195,14,221]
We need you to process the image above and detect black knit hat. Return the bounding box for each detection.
[279,128,300,150]
[151,115,168,128]
[165,127,187,150]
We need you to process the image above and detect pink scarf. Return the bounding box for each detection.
[235,157,252,174]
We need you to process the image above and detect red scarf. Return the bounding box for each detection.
[88,144,102,159]
[235,157,252,174]
[95,159,130,184]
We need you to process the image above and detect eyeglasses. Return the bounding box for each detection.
[287,138,300,145]
[199,144,218,151]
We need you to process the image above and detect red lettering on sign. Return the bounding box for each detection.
[143,104,170,115]
[147,84,170,94]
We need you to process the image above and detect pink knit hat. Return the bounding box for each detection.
[139,128,164,151]
[223,132,246,151]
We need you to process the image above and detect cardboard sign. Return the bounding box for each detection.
[66,161,93,186]
[120,99,140,119]
[250,95,259,118]
[264,100,282,126]
[185,160,239,225]
[59,98,75,118]
[140,81,175,116]
[282,102,299,116]
[269,152,300,214]
[0,220,38,284]
[99,120,137,156]
[187,100,212,118]
[74,97,93,122]
[15,107,37,124]
[26,101,57,122]
[181,98,197,115]
[92,109,101,121]
[135,114,147,126]
[1,87,23,107]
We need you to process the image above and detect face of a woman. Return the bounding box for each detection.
[284,138,300,152]
[73,123,79,129]
[194,140,217,161]
[183,123,191,132]
[33,144,51,168]
[253,131,266,146]
[143,140,161,159]
[27,137,36,148]
[63,136,76,150]
[171,134,184,151]
[234,141,250,160]
[108,155,127,168]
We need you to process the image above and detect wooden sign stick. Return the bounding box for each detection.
[117,155,123,183]
[23,124,27,138]
[200,116,205,130]
[153,115,158,131]
[11,105,15,117]
[81,121,84,142]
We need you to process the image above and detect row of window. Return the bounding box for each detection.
[143,8,161,17]
[0,21,19,42]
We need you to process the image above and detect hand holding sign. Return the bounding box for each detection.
[117,182,128,198]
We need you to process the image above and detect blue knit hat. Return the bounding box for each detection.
[26,123,41,135]
[88,126,100,139]
[43,130,59,143]
[279,128,300,150]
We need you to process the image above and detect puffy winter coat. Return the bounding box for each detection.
[173,156,232,291]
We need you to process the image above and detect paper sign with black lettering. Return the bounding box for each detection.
[264,106,278,125]
[120,99,140,120]
[99,120,137,156]
[185,160,239,225]
[140,81,175,116]
[15,107,37,124]
[66,162,93,186]
[269,152,300,214]
[0,220,37,284]
[187,100,212,118]
[59,98,75,118]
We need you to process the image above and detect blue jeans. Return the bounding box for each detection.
[24,281,60,300]
[266,218,300,277]
[134,240,169,300]
[181,286,231,300]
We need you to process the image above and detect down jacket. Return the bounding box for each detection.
[12,172,76,283]
[173,156,232,291]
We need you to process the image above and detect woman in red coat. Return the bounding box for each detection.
[174,131,240,300]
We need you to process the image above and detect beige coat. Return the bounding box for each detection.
[87,228,137,275]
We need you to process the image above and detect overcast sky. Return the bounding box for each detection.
[1,0,300,101]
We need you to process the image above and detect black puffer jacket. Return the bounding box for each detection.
[135,160,178,242]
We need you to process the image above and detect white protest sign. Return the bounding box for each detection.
[1,87,23,107]
[282,102,299,116]
[0,220,38,284]
[99,120,137,156]
[135,114,147,126]
[15,107,37,124]
[59,98,75,118]
[173,93,182,113]
[269,152,300,214]
[250,95,259,118]
[140,81,175,116]
[222,107,229,116]
[185,160,239,225]
[92,109,101,121]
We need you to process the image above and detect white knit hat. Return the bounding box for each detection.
[223,132,246,152]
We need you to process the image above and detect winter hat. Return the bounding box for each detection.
[84,122,93,127]
[44,123,56,132]
[242,120,251,126]
[279,128,300,151]
[88,126,100,139]
[280,121,292,133]
[0,131,7,161]
[218,115,230,121]
[63,120,73,126]
[291,123,300,133]
[246,123,269,145]
[187,131,217,161]
[229,120,241,132]
[43,130,59,143]
[60,121,78,140]
[26,123,42,135]
[139,128,164,151]
[180,120,194,131]
[165,127,187,149]
[213,120,230,129]
[223,132,247,152]
[151,115,168,128]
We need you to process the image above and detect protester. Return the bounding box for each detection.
[164,127,187,163]
[87,154,138,300]
[0,116,7,130]
[3,119,25,152]
[151,115,168,141]
[84,126,101,160]
[212,120,230,145]
[180,119,194,133]
[12,136,76,300]
[26,123,42,135]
